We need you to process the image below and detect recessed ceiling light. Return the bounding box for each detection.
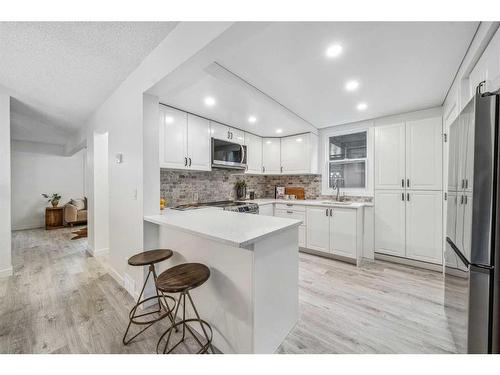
[345,80,360,91]
[357,102,368,111]
[266,140,272,144]
[248,116,257,123]
[276,129,283,134]
[325,44,343,58]
[204,96,216,107]
[165,115,174,124]
[296,138,303,142]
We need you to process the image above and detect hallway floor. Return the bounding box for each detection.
[0,228,458,353]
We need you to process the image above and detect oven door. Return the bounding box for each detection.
[212,138,247,169]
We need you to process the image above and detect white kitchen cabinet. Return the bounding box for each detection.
[281,133,319,175]
[159,107,211,171]
[245,133,263,174]
[275,208,306,247]
[305,206,330,252]
[374,190,406,257]
[262,138,281,174]
[210,121,245,145]
[160,106,188,169]
[187,114,211,171]
[405,190,443,264]
[374,123,406,189]
[330,208,358,259]
[258,204,274,217]
[405,117,443,190]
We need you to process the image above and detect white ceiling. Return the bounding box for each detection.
[0,22,177,143]
[153,22,478,136]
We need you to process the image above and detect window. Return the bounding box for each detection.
[328,131,367,189]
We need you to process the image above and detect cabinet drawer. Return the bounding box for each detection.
[275,208,305,224]
[275,203,306,212]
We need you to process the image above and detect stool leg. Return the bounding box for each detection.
[122,267,152,345]
[186,291,215,354]
[152,265,177,329]
[159,292,183,354]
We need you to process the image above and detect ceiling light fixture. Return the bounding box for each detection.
[357,102,368,111]
[345,80,360,91]
[275,129,283,134]
[204,96,216,107]
[248,116,257,123]
[325,44,343,58]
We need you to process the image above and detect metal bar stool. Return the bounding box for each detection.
[155,263,214,354]
[123,249,177,345]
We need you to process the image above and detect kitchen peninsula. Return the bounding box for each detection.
[143,207,302,354]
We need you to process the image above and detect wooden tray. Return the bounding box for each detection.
[285,187,305,200]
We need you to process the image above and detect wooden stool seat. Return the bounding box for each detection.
[128,249,173,266]
[156,263,210,293]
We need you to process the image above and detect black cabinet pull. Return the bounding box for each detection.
[401,193,404,201]
[401,179,404,188]
[184,157,188,166]
[227,130,230,139]
[460,195,464,204]
[407,179,410,188]
[330,208,333,216]
[407,193,410,201]
[325,209,329,216]
[464,195,468,205]
[188,158,192,167]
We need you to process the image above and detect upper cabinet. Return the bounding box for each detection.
[375,117,442,190]
[210,121,245,145]
[281,133,318,174]
[374,123,406,189]
[245,133,263,174]
[159,107,211,171]
[262,138,281,174]
[405,117,443,190]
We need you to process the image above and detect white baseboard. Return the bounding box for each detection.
[86,247,109,257]
[12,224,43,231]
[374,252,443,272]
[0,266,13,278]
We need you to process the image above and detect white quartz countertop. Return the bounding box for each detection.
[144,208,302,248]
[240,198,372,208]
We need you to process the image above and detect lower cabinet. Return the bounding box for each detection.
[274,207,306,247]
[375,189,443,264]
[258,204,274,217]
[305,206,360,260]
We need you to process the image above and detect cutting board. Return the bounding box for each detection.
[285,187,305,200]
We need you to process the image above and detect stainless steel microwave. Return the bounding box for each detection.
[211,138,247,169]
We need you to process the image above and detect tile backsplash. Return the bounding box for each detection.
[160,169,371,207]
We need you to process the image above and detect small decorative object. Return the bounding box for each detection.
[160,198,167,210]
[235,180,247,200]
[42,193,62,207]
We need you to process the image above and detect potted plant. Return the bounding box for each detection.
[235,180,247,200]
[42,193,62,207]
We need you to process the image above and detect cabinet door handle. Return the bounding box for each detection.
[407,179,410,188]
[230,132,233,139]
[287,210,293,214]
[464,195,468,205]
[407,193,410,201]
[262,166,265,173]
[401,179,404,188]
[465,179,468,189]
[461,179,465,189]
[280,166,283,173]
[184,157,188,166]
[330,208,333,216]
[286,203,293,206]
[326,209,329,216]
[401,193,404,201]
[227,131,230,139]
[188,157,192,167]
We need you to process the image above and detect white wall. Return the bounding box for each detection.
[83,22,232,296]
[90,132,109,256]
[0,87,12,277]
[10,143,86,230]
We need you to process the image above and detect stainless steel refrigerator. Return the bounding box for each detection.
[444,85,500,353]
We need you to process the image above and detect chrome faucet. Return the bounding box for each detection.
[332,174,345,202]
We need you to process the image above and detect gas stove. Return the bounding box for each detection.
[172,200,259,214]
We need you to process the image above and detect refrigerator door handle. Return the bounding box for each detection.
[446,237,470,267]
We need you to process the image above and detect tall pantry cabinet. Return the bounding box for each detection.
[374,116,443,264]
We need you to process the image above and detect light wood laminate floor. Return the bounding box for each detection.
[0,228,457,354]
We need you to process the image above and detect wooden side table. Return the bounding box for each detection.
[45,207,65,230]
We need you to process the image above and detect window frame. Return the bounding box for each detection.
[321,126,373,197]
